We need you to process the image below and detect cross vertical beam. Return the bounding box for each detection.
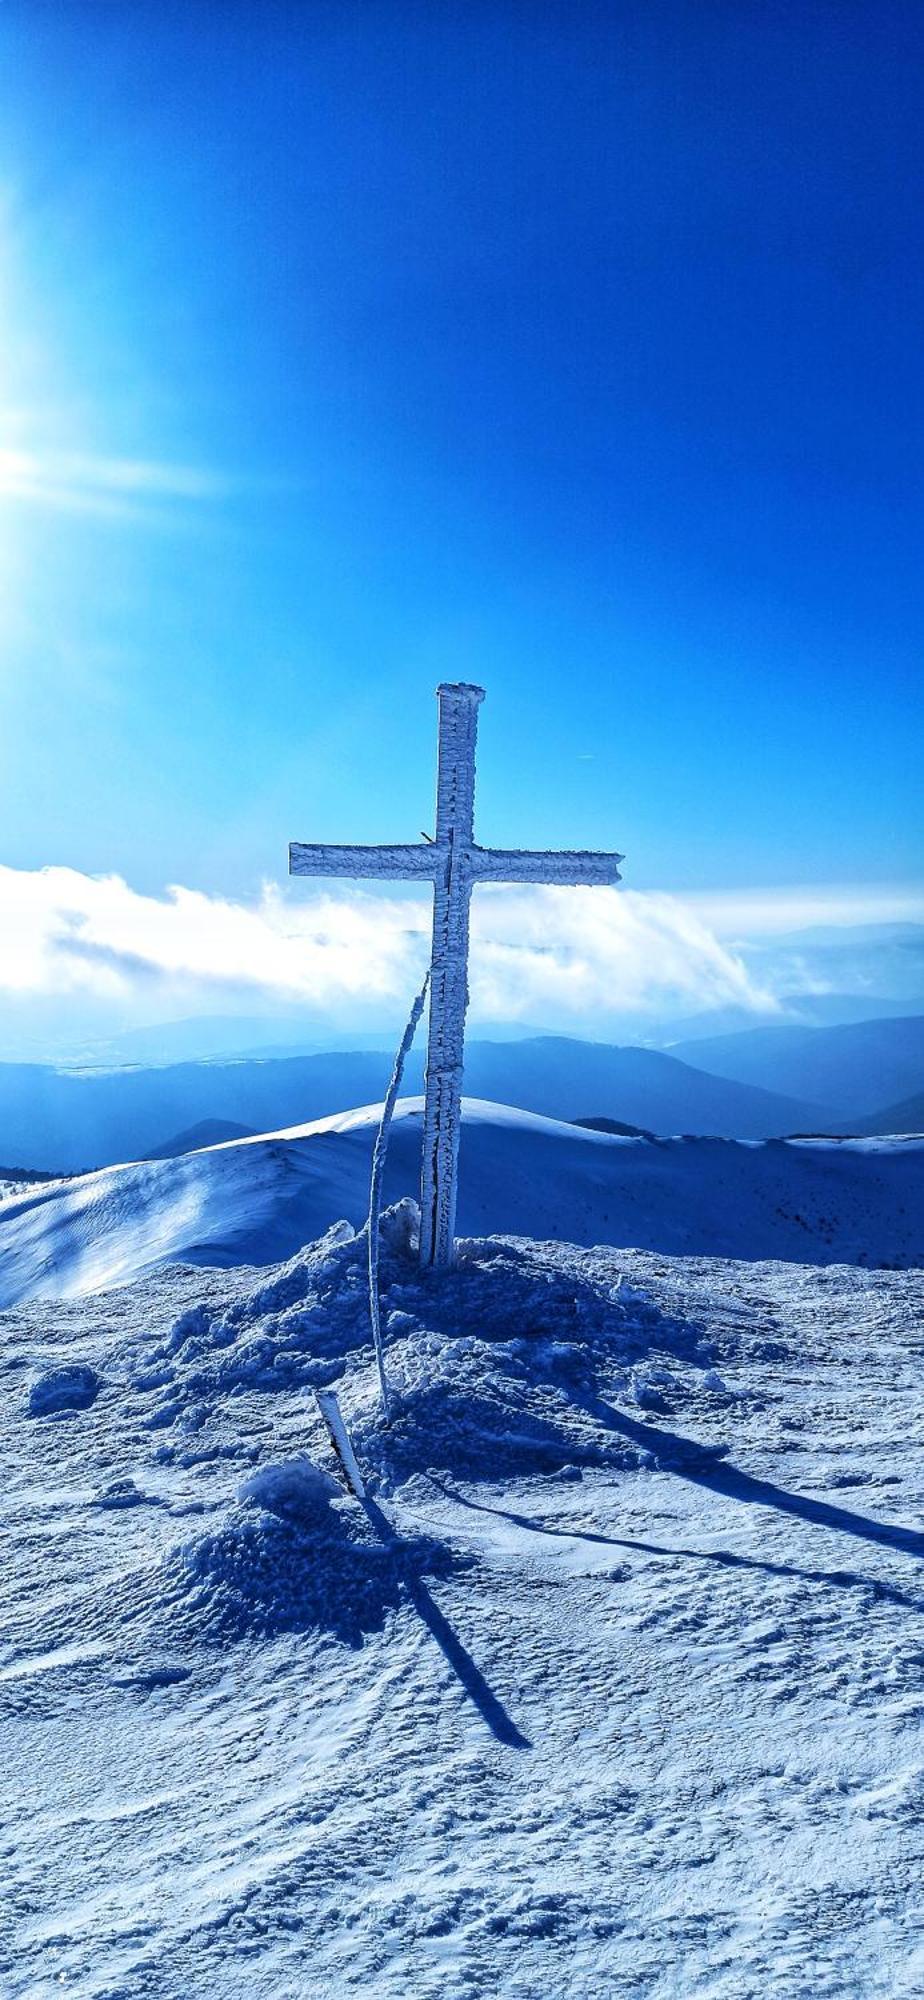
[419,682,484,1268]
[289,681,623,1273]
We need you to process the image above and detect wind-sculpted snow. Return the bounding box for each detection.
[134,1202,702,1491]
[1,1098,921,1309]
[4,1212,924,1996]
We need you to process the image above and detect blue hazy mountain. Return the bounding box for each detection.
[0,1038,829,1173]
[673,1015,924,1117]
[664,992,924,1042]
[853,1091,924,1136]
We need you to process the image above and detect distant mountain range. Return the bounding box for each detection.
[672,1015,924,1117]
[0,1038,831,1173]
[5,923,922,1069]
[853,1092,924,1137]
[661,992,924,1043]
[0,1014,920,1174]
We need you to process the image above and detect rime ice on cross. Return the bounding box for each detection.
[290,683,623,1270]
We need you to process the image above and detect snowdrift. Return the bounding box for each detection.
[1,1097,921,1307]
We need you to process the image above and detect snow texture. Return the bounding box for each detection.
[3,1203,924,1997]
[237,1455,340,1519]
[27,1362,99,1417]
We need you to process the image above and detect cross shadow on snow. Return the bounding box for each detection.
[360,1493,531,1750]
[428,1478,924,1614]
[579,1394,924,1564]
[393,1250,922,1580]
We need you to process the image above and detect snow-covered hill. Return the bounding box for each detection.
[1,1098,921,1308]
[4,1208,924,1996]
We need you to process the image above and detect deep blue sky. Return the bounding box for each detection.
[1,1,921,899]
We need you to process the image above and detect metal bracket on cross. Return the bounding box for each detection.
[290,683,624,1271]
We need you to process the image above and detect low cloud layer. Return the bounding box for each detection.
[0,863,776,1026]
[685,883,924,938]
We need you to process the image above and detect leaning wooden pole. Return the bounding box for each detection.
[418,682,485,1269]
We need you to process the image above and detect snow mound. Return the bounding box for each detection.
[237,1455,340,1520]
[137,1204,715,1494]
[159,1503,410,1646]
[27,1363,100,1417]
[157,1460,457,1649]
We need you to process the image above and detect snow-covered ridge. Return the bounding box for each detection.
[1,1097,921,1308]
[197,1095,642,1148]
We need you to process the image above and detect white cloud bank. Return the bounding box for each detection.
[0,864,777,1026]
[685,883,924,939]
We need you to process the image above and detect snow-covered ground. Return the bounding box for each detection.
[1,1097,921,1308]
[4,1191,924,1998]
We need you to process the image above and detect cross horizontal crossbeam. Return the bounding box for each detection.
[460,845,623,884]
[289,841,623,886]
[289,842,438,879]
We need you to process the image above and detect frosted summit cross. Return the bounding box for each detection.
[290,683,623,1269]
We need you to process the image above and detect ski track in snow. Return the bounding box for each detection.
[3,1204,924,1997]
